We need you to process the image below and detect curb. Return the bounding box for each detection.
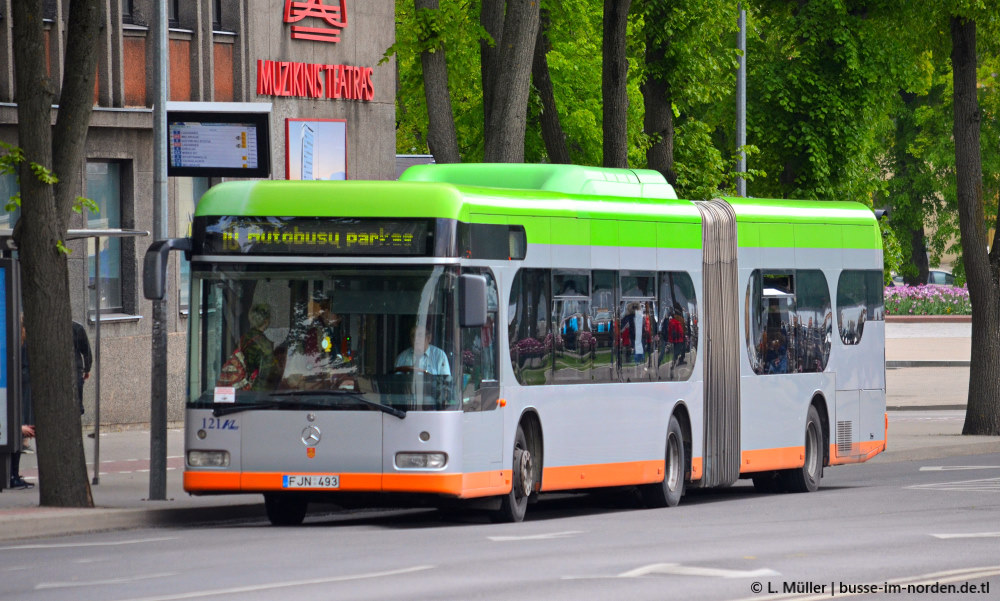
[884,315,971,323]
[874,441,1000,463]
[887,405,966,412]
[0,503,265,543]
[887,360,970,368]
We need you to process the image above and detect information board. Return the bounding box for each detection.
[166,110,271,178]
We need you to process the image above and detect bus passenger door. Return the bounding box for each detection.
[460,270,503,490]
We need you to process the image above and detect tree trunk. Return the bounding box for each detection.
[951,17,1000,436]
[12,0,104,506]
[483,0,540,163]
[531,9,569,164]
[416,0,460,163]
[602,0,631,168]
[480,0,504,132]
[642,47,675,185]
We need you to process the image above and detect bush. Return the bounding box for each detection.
[883,285,971,316]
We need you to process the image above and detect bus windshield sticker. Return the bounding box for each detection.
[214,386,236,403]
[199,217,431,256]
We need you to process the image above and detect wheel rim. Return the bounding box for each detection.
[514,446,533,498]
[805,421,820,481]
[666,432,681,492]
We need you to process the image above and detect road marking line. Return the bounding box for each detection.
[489,530,582,541]
[36,572,176,589]
[931,532,1000,539]
[620,563,779,579]
[907,477,1000,492]
[564,563,779,580]
[111,565,434,601]
[920,465,1000,471]
[0,537,177,551]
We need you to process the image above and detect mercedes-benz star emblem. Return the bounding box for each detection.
[301,425,322,446]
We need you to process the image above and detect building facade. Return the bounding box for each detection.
[0,0,396,425]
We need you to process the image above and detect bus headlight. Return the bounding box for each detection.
[395,452,447,470]
[188,450,230,467]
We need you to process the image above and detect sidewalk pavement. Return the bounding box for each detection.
[0,320,996,541]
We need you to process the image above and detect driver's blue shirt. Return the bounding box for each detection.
[394,345,450,376]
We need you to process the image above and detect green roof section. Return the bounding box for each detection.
[724,196,882,250]
[400,163,678,200]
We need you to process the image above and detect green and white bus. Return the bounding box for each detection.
[144,163,886,524]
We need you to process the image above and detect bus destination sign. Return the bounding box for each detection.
[198,217,431,256]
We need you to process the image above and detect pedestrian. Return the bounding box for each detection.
[72,321,92,415]
[10,315,35,489]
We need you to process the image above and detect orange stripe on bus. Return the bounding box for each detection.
[541,460,664,491]
[184,470,509,498]
[690,457,703,481]
[740,447,805,473]
[828,440,886,465]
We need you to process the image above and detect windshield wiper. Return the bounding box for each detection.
[268,390,407,419]
[212,400,282,416]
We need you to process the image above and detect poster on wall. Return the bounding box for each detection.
[286,119,347,181]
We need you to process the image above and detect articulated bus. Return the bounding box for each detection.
[144,163,886,525]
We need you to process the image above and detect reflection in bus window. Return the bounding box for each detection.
[191,266,459,411]
[657,272,698,381]
[509,269,552,385]
[591,270,616,383]
[620,271,656,382]
[837,270,884,345]
[746,269,832,374]
[461,269,499,410]
[553,270,591,383]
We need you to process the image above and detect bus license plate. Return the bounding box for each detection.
[282,475,340,489]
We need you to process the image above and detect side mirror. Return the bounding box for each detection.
[143,238,192,300]
[459,274,487,328]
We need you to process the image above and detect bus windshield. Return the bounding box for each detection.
[188,264,460,412]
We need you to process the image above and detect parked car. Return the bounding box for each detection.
[891,269,955,286]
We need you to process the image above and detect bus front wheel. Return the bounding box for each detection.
[494,425,532,523]
[264,493,308,526]
[641,414,685,508]
[781,405,823,493]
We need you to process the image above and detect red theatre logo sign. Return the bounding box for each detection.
[256,0,373,102]
[283,0,348,43]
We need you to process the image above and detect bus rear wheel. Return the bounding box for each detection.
[781,405,823,493]
[494,425,533,523]
[641,414,685,508]
[264,493,308,526]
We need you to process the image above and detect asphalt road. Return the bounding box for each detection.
[1,452,996,601]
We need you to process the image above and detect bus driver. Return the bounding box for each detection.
[395,324,450,376]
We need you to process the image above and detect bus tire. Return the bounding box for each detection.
[641,414,685,508]
[494,424,532,523]
[264,493,308,526]
[781,405,823,493]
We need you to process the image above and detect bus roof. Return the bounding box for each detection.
[194,165,880,251]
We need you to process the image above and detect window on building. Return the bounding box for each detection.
[122,0,134,23]
[168,0,179,27]
[212,0,223,30]
[0,173,20,230]
[86,161,123,313]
